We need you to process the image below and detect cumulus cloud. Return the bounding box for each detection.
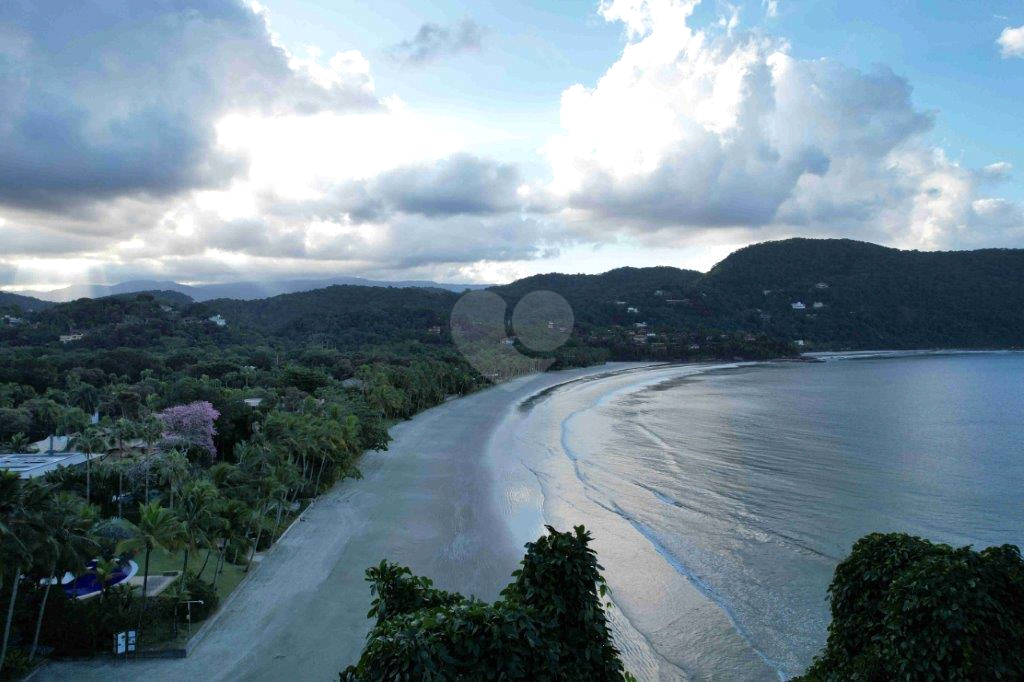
[0,0,380,210]
[981,162,1013,182]
[545,0,1022,249]
[2,0,1021,290]
[998,25,1024,58]
[390,19,483,65]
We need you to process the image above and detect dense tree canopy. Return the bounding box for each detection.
[341,526,633,682]
[798,533,1024,681]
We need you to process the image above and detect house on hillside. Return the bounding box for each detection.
[813,302,825,309]
[791,302,806,310]
[59,332,85,343]
[627,306,639,313]
[208,314,227,327]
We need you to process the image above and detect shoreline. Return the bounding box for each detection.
[36,361,660,681]
[486,360,783,681]
[37,351,1017,681]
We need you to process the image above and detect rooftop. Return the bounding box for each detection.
[0,452,91,479]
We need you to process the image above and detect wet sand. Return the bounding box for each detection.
[38,363,652,682]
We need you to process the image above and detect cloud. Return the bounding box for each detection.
[314,154,527,222]
[0,0,380,211]
[545,0,1022,250]
[981,162,1013,182]
[998,25,1024,58]
[390,19,483,65]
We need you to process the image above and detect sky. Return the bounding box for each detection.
[1,0,1023,290]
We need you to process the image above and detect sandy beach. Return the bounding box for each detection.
[37,363,655,682]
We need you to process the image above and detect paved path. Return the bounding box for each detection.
[38,366,630,682]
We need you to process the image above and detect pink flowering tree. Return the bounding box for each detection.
[157,401,220,459]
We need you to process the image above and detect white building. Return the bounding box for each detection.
[791,302,806,310]
[208,314,227,327]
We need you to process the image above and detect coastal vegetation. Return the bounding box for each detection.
[798,533,1024,681]
[341,526,635,682]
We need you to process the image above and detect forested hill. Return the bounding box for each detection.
[0,291,52,313]
[206,285,457,348]
[694,238,1024,348]
[4,238,1024,351]
[488,239,1024,350]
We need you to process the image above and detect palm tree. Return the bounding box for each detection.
[175,480,216,590]
[213,499,251,578]
[110,418,138,456]
[0,474,48,675]
[29,494,98,661]
[154,449,190,511]
[138,415,164,456]
[118,502,185,645]
[73,428,108,505]
[8,432,31,454]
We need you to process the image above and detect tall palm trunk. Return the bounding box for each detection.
[178,549,190,598]
[314,457,328,493]
[0,568,22,675]
[196,548,213,581]
[216,537,228,577]
[273,503,285,539]
[174,548,190,637]
[246,528,263,572]
[29,561,57,661]
[137,544,152,642]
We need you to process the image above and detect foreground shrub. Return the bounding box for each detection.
[341,525,633,681]
[798,532,1024,681]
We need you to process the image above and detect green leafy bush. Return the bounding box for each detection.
[798,533,1024,681]
[341,526,633,681]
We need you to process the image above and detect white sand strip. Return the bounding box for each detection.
[37,363,654,682]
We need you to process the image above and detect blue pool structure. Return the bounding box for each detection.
[62,560,139,599]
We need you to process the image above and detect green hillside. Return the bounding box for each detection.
[695,238,1024,348]
[0,291,52,313]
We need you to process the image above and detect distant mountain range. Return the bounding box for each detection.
[5,238,1024,350]
[4,276,489,304]
[0,291,53,313]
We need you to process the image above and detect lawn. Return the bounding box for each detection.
[140,546,248,602]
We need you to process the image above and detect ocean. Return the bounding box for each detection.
[488,352,1024,680]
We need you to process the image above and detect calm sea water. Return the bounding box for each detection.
[501,352,1024,679]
